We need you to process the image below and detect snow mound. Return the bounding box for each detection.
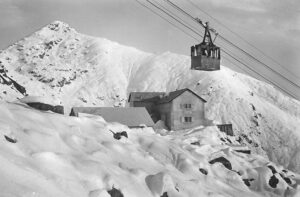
[0,101,299,197]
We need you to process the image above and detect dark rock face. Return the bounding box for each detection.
[234,150,251,154]
[199,168,208,175]
[111,130,128,140]
[26,102,64,114]
[0,72,26,95]
[243,178,254,187]
[4,135,17,143]
[267,165,277,174]
[191,141,200,146]
[283,177,292,185]
[209,157,232,170]
[120,131,128,138]
[107,187,124,197]
[160,192,168,197]
[52,105,64,114]
[279,171,293,186]
[9,77,26,95]
[269,175,279,188]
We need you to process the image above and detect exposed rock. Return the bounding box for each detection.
[269,175,279,188]
[26,102,64,114]
[267,165,277,174]
[107,187,123,197]
[4,135,17,143]
[199,168,208,175]
[243,178,254,187]
[209,157,232,170]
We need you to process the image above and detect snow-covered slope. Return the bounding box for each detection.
[0,21,300,174]
[1,101,299,197]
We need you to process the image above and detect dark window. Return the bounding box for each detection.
[184,117,192,123]
[182,104,192,109]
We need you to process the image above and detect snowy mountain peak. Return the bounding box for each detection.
[42,20,75,34]
[49,20,70,27]
[28,21,76,42]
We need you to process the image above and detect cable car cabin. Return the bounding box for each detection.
[191,22,221,71]
[191,44,220,71]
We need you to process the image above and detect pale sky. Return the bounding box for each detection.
[0,0,299,99]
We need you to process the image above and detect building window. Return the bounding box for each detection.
[184,117,192,123]
[182,104,192,109]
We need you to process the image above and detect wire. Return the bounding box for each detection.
[144,0,202,38]
[138,2,253,80]
[152,0,202,36]
[218,34,300,89]
[222,49,298,98]
[134,0,199,41]
[134,0,299,99]
[164,0,300,89]
[186,0,300,79]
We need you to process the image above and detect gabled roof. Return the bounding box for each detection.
[157,88,206,104]
[128,92,165,102]
[70,107,154,127]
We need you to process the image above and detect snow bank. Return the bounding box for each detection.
[0,101,299,197]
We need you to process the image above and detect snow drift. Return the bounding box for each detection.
[0,101,299,197]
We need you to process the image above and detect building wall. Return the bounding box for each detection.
[155,102,172,129]
[217,124,234,136]
[170,91,205,130]
[129,101,153,112]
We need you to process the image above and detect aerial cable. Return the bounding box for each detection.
[219,42,298,98]
[218,34,300,89]
[134,0,199,41]
[164,0,300,88]
[163,0,207,29]
[150,0,205,37]
[222,56,253,76]
[134,0,298,99]
[186,0,300,79]
[144,0,203,38]
[221,50,298,99]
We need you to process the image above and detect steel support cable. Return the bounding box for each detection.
[164,0,300,88]
[185,0,300,79]
[136,0,245,77]
[221,50,298,98]
[217,40,299,98]
[152,0,202,35]
[144,0,204,38]
[218,34,300,89]
[148,0,252,77]
[222,56,253,76]
[134,0,298,99]
[164,0,208,28]
[134,0,199,41]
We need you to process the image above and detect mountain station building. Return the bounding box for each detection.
[128,88,207,130]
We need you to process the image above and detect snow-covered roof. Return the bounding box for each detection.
[71,107,154,127]
[128,89,206,104]
[19,96,58,105]
[157,88,206,104]
[128,92,165,102]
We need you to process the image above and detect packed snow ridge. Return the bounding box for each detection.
[0,20,299,195]
[0,101,300,197]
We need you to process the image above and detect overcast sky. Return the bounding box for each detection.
[0,0,299,98]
